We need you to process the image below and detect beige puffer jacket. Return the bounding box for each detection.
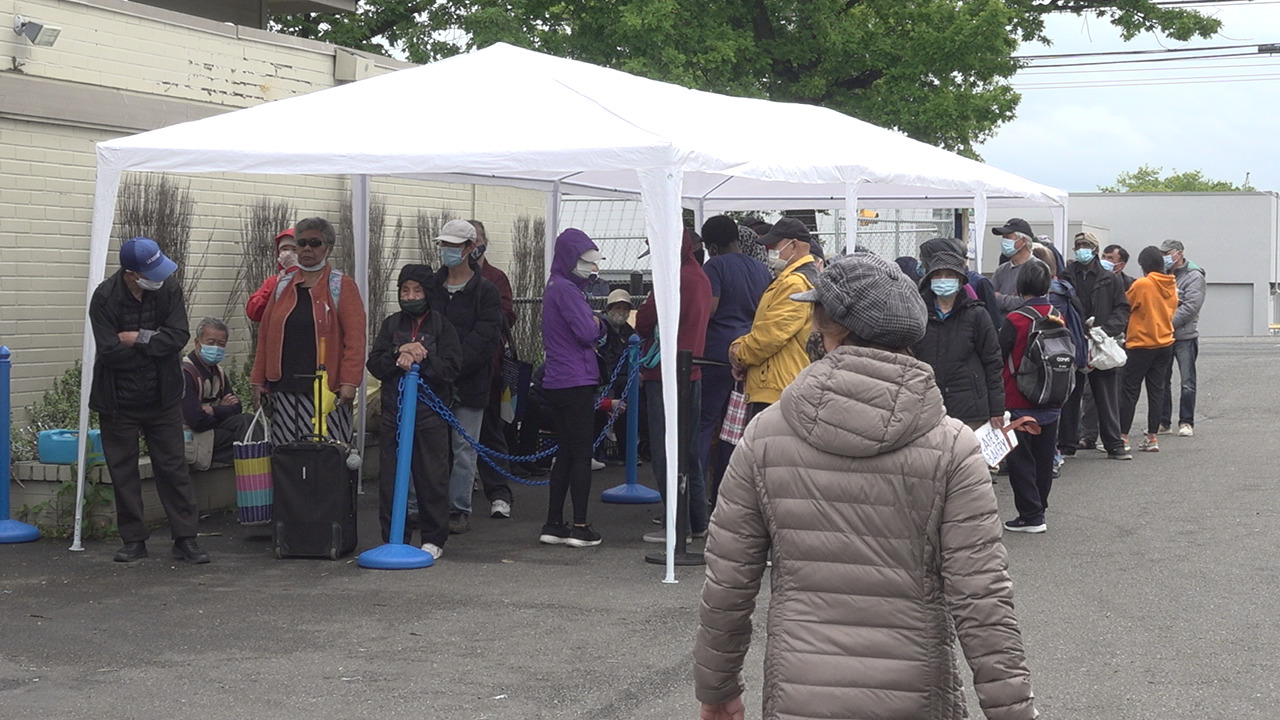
[694,346,1037,720]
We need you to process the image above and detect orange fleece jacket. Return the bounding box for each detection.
[252,264,367,392]
[1125,272,1177,349]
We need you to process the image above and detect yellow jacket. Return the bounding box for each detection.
[732,256,816,405]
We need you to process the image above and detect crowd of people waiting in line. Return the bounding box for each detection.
[86,212,1204,566]
[84,208,1206,720]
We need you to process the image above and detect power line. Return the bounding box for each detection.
[1013,72,1280,89]
[1021,59,1277,76]
[1016,41,1272,61]
[1021,51,1274,70]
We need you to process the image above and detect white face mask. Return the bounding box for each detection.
[136,277,164,291]
[573,258,598,280]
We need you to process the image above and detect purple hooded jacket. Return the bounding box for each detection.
[542,228,606,390]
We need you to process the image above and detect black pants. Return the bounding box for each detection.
[1059,367,1124,454]
[211,413,255,466]
[378,406,451,547]
[1079,379,1098,445]
[545,386,596,526]
[477,391,514,504]
[1008,418,1058,524]
[1121,346,1174,436]
[100,403,199,543]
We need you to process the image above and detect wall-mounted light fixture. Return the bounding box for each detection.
[13,15,61,47]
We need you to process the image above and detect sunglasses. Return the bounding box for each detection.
[296,238,326,248]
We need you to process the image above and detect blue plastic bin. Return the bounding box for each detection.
[37,429,105,467]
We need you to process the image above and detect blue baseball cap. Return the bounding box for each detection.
[120,237,178,282]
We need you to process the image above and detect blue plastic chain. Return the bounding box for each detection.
[398,350,640,487]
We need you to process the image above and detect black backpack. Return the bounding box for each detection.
[1011,307,1077,407]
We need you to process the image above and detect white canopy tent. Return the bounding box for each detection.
[74,42,1066,580]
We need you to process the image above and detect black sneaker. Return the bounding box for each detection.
[538,523,571,545]
[566,524,602,548]
[113,541,147,563]
[171,538,210,564]
[448,512,471,535]
[1107,450,1133,461]
[1003,517,1047,534]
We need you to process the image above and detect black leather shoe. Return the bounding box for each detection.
[113,541,148,563]
[171,538,211,564]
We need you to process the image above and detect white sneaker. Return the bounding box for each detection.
[421,543,443,560]
[1178,423,1194,437]
[591,459,606,471]
[490,499,512,519]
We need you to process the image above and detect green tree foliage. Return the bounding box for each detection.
[1099,165,1255,192]
[272,1,1220,157]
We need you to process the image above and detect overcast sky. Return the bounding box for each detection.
[976,3,1280,194]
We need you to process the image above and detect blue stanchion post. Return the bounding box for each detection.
[358,363,433,569]
[601,335,660,504]
[1,346,40,543]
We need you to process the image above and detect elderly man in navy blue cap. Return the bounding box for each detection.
[90,237,208,564]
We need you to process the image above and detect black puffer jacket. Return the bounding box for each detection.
[366,308,462,426]
[429,267,503,408]
[88,270,190,414]
[1064,258,1130,337]
[911,292,1004,423]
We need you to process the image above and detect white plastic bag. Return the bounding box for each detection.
[1088,326,1127,371]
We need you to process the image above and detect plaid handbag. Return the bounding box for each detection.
[718,382,749,445]
[232,409,273,526]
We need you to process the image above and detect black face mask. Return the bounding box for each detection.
[471,244,487,261]
[694,249,706,264]
[399,298,428,315]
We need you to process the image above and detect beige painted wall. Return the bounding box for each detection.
[0,0,545,419]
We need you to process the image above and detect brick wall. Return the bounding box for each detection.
[0,0,546,421]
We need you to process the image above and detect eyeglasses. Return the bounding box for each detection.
[296,238,325,248]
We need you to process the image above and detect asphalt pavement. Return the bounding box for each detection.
[2,337,1277,719]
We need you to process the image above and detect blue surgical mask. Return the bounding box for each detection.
[199,344,226,365]
[1000,238,1017,257]
[440,247,466,268]
[1075,248,1095,264]
[930,278,961,298]
[1100,258,1116,272]
[1163,255,1174,271]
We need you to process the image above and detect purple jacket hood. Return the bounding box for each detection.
[551,228,599,288]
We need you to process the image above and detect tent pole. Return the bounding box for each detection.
[693,200,705,237]
[352,175,371,493]
[972,192,988,273]
[637,167,684,584]
[72,161,124,551]
[545,181,561,282]
[843,183,860,255]
[1051,202,1067,256]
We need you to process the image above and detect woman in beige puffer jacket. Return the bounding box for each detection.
[694,253,1038,720]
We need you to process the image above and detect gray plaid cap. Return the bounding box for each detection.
[791,253,928,349]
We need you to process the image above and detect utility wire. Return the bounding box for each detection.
[1016,41,1272,61]
[1022,51,1274,69]
[1014,72,1280,89]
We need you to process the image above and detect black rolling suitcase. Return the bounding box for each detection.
[271,371,358,560]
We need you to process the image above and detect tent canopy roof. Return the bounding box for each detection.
[98,43,1064,210]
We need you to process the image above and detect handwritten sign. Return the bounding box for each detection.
[973,422,1017,467]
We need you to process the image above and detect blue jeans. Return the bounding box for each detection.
[1160,338,1198,428]
[645,379,707,533]
[448,404,486,515]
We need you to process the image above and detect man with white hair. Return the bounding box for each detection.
[990,218,1037,314]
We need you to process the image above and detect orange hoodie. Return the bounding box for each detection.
[1125,272,1178,349]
